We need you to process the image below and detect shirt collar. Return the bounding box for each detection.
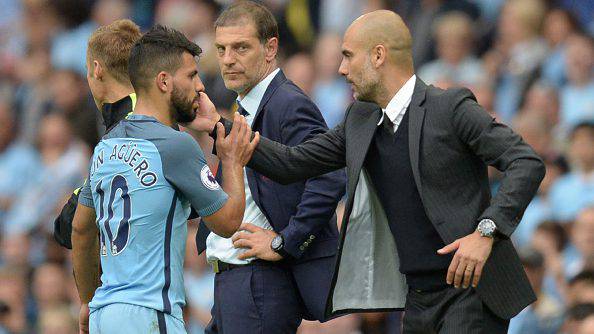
[377,75,416,126]
[101,93,136,131]
[237,68,280,115]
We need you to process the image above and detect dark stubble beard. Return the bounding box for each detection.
[170,85,196,124]
[355,60,381,103]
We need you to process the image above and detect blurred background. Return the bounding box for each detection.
[0,0,593,333]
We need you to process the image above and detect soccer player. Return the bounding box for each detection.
[72,26,259,334]
[54,19,141,249]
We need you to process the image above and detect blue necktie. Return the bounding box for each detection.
[237,102,249,117]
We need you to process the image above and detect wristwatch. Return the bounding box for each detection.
[477,219,497,238]
[271,234,290,258]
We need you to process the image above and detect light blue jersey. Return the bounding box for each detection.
[79,114,227,323]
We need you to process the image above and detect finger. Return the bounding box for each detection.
[462,261,475,288]
[242,118,252,144]
[231,231,250,243]
[216,122,225,141]
[249,131,261,151]
[239,223,261,233]
[446,254,460,285]
[454,259,467,288]
[237,249,258,260]
[437,240,460,255]
[230,113,242,137]
[233,238,253,249]
[234,115,247,145]
[472,262,485,288]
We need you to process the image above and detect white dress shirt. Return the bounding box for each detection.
[377,75,416,133]
[206,68,280,265]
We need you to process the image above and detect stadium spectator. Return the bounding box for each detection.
[521,82,560,139]
[487,0,548,123]
[540,8,579,88]
[0,99,39,224]
[565,207,594,278]
[32,263,71,313]
[0,268,27,333]
[508,247,564,334]
[549,123,594,222]
[283,52,316,95]
[531,221,568,300]
[311,32,351,128]
[2,113,87,236]
[49,69,100,149]
[418,11,484,88]
[13,46,54,144]
[559,34,594,129]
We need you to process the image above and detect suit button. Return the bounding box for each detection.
[299,246,305,251]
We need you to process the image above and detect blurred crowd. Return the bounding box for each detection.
[0,0,593,333]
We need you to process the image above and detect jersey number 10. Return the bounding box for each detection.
[95,175,131,256]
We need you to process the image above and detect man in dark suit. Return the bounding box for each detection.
[196,10,545,334]
[189,2,345,333]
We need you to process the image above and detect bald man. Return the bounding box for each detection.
[194,10,545,333]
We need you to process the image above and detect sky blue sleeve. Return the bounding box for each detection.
[158,132,228,217]
[78,161,94,208]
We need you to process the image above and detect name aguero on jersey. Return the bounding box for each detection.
[91,142,158,187]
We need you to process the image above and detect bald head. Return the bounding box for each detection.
[346,10,413,70]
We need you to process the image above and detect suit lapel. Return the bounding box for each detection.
[408,79,428,195]
[344,102,382,214]
[252,70,287,126]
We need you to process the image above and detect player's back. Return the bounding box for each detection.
[82,114,227,322]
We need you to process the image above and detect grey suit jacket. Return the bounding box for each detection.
[230,79,545,319]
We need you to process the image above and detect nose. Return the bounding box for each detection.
[194,75,205,92]
[221,48,235,67]
[338,58,348,77]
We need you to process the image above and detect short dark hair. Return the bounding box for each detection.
[128,25,202,92]
[214,1,279,44]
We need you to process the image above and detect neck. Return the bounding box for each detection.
[238,62,277,99]
[133,94,175,127]
[376,70,414,109]
[102,81,134,106]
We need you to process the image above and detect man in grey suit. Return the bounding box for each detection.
[194,10,545,334]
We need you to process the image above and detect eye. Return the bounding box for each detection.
[216,46,224,55]
[238,45,247,52]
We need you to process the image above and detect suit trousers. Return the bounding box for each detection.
[403,286,509,334]
[205,261,303,334]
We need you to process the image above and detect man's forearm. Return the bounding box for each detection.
[72,207,100,303]
[220,161,246,227]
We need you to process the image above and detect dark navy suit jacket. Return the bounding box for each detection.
[197,70,345,321]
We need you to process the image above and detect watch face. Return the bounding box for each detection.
[479,220,496,236]
[271,236,283,250]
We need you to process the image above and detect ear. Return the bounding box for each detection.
[156,71,171,93]
[93,60,103,80]
[264,37,279,62]
[371,45,387,69]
